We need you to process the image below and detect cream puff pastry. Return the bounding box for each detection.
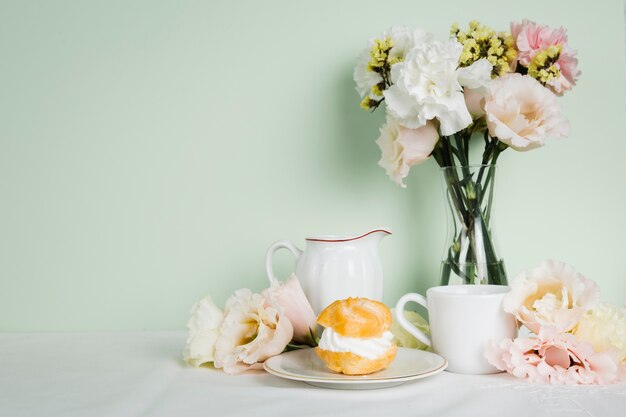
[315,297,397,375]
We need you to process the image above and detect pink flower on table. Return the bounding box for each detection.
[510,19,580,95]
[485,329,621,385]
[263,274,317,345]
[485,74,569,152]
[503,260,600,334]
[376,116,439,188]
[213,289,293,374]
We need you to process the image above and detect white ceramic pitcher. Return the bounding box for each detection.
[265,228,391,313]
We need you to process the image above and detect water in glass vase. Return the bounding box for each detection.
[439,164,507,286]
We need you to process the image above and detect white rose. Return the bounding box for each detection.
[214,289,293,374]
[503,260,600,334]
[384,39,492,135]
[375,115,439,188]
[183,295,224,367]
[574,303,626,363]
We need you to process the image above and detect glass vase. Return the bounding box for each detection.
[439,164,507,286]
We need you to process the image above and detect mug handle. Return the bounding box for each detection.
[395,293,432,347]
[265,240,303,285]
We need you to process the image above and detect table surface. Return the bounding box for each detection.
[1,332,624,417]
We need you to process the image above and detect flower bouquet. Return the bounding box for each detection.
[354,20,579,286]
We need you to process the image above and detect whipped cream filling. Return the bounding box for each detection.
[318,327,394,360]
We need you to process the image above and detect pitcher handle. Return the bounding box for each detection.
[265,240,303,285]
[395,293,432,347]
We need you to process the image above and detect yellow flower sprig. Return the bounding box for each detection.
[527,45,562,85]
[360,36,401,111]
[451,20,517,78]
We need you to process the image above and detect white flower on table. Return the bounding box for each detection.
[383,38,492,135]
[574,302,626,363]
[183,295,224,367]
[214,289,293,374]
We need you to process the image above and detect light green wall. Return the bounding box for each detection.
[1,0,624,331]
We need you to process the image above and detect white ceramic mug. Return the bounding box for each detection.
[395,285,517,374]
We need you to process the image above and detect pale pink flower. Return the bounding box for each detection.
[510,19,580,95]
[213,289,293,374]
[485,74,570,151]
[503,260,600,334]
[263,274,317,345]
[376,116,439,188]
[485,329,621,385]
[463,88,487,117]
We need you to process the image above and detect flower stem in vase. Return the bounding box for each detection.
[439,159,507,286]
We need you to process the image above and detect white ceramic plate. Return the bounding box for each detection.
[263,348,447,390]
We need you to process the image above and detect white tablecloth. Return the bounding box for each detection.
[0,332,624,417]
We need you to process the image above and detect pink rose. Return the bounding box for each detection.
[263,274,317,345]
[485,74,569,152]
[485,329,621,385]
[376,116,439,188]
[213,289,293,374]
[510,19,580,95]
[463,87,487,117]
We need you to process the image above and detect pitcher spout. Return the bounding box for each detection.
[361,228,392,244]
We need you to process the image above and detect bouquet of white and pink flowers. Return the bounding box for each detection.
[485,260,625,385]
[354,20,580,287]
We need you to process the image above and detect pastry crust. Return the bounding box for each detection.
[315,345,397,375]
[317,297,392,338]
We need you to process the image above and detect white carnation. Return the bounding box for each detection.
[383,27,431,64]
[384,39,492,135]
[353,49,383,100]
[353,27,431,100]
